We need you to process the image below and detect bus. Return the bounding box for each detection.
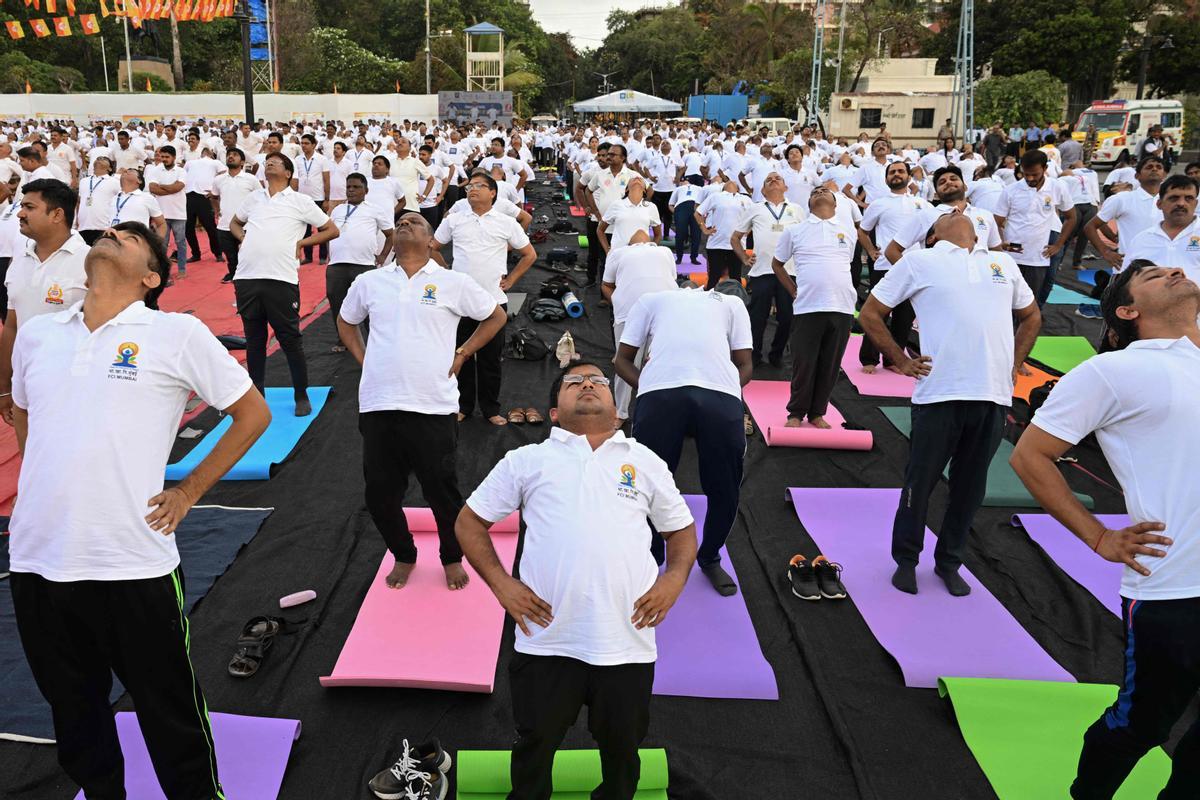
[1072,98,1184,166]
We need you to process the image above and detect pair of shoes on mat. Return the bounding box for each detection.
[369,738,452,800]
[788,555,846,601]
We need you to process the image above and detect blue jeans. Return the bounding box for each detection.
[673,201,700,261]
[163,218,188,271]
[1036,233,1068,307]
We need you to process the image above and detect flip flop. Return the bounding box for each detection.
[525,408,544,424]
[507,409,526,424]
[228,616,284,678]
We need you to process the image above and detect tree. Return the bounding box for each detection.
[291,28,404,93]
[741,2,805,68]
[974,70,1066,127]
[0,51,86,93]
[1118,1,1200,97]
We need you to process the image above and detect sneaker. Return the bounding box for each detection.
[368,739,452,800]
[787,555,820,600]
[221,274,234,284]
[1074,303,1101,319]
[812,555,847,599]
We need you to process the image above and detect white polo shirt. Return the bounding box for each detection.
[1122,217,1200,275]
[112,144,147,173]
[996,177,1075,266]
[447,196,522,220]
[697,190,751,250]
[295,153,331,201]
[76,174,121,231]
[466,427,694,665]
[390,154,431,211]
[1098,186,1162,256]
[340,261,496,415]
[233,187,330,284]
[621,288,752,399]
[364,175,405,216]
[327,201,393,266]
[8,302,252,582]
[586,166,639,220]
[602,199,661,250]
[601,243,678,324]
[182,157,222,195]
[108,189,163,228]
[849,158,897,203]
[1031,336,1200,600]
[892,203,1001,257]
[212,170,260,231]
[859,191,927,270]
[773,216,857,315]
[143,164,187,220]
[872,241,1034,406]
[433,206,530,304]
[6,231,89,321]
[736,200,803,277]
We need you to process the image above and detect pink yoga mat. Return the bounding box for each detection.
[1012,514,1131,617]
[320,508,519,692]
[74,712,300,800]
[840,336,915,399]
[653,495,778,700]
[788,487,1074,688]
[744,380,873,450]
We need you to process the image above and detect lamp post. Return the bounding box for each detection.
[235,0,254,122]
[876,27,894,58]
[1136,34,1174,100]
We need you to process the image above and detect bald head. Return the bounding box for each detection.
[931,212,976,250]
[629,229,651,245]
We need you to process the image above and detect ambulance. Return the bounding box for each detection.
[1072,98,1184,165]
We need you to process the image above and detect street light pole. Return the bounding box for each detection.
[236,0,255,122]
[425,0,431,94]
[1137,34,1174,100]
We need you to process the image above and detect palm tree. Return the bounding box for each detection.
[742,1,802,67]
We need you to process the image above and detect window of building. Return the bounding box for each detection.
[912,108,935,129]
[859,108,882,128]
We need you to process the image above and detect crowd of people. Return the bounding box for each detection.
[1,112,1198,800]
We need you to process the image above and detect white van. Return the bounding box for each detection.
[745,117,799,136]
[1072,98,1184,165]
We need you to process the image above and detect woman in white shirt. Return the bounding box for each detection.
[75,156,121,245]
[598,177,661,252]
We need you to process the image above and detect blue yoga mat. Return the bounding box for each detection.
[1076,268,1109,287]
[166,387,332,481]
[1045,284,1092,305]
[0,506,273,742]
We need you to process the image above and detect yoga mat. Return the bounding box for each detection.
[457,749,668,799]
[674,253,707,275]
[1046,284,1093,305]
[787,488,1074,687]
[939,678,1170,800]
[1013,364,1057,403]
[505,291,528,317]
[878,405,1094,509]
[73,712,301,800]
[839,335,915,398]
[1011,513,1130,617]
[744,380,873,450]
[578,234,589,248]
[166,387,333,481]
[1029,336,1096,375]
[1076,268,1109,286]
[568,205,587,217]
[320,507,520,692]
[653,495,777,700]
[1,506,272,742]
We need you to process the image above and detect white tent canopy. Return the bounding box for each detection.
[573,89,682,114]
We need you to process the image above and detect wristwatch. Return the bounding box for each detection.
[455,346,467,357]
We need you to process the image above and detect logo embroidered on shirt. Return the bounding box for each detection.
[990,263,1008,284]
[109,341,140,381]
[619,464,637,488]
[975,216,988,230]
[44,284,63,305]
[1188,236,1200,251]
[836,232,847,246]
[421,284,438,305]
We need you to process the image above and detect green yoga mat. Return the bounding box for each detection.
[457,749,668,799]
[578,234,589,248]
[879,406,1094,508]
[1030,336,1096,374]
[939,678,1171,799]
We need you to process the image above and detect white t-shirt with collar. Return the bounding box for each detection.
[143,163,187,220]
[1098,187,1164,256]
[327,201,394,266]
[294,152,331,201]
[620,287,752,400]
[892,203,1001,258]
[871,241,1034,406]
[466,427,694,665]
[233,186,330,284]
[859,192,927,270]
[212,170,260,231]
[6,231,89,321]
[697,190,751,250]
[601,199,661,250]
[735,199,804,276]
[601,243,678,324]
[1122,217,1200,276]
[586,166,639,222]
[434,205,530,304]
[773,216,857,315]
[8,302,252,582]
[108,189,163,228]
[76,174,122,231]
[995,177,1075,266]
[339,261,497,415]
[1031,336,1200,601]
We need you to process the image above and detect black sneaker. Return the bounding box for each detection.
[813,555,847,599]
[788,555,820,600]
[368,739,452,800]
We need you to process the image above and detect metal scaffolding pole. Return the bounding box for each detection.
[808,0,827,126]
[952,0,975,143]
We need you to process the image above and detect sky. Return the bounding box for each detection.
[528,0,670,49]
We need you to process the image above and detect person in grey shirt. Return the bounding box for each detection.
[1057,131,1082,169]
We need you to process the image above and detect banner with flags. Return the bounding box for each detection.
[52,16,70,35]
[5,20,23,38]
[79,12,98,33]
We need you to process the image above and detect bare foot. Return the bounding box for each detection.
[385,561,416,589]
[487,414,508,426]
[445,563,470,590]
[784,416,804,428]
[1017,364,1032,377]
[861,365,877,374]
[808,416,832,430]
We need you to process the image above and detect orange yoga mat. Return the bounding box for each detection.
[1013,364,1056,403]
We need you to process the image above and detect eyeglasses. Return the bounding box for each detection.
[562,374,610,387]
[465,182,490,190]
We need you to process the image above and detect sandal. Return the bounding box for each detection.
[525,408,544,424]
[507,409,527,424]
[228,616,284,678]
[744,413,755,436]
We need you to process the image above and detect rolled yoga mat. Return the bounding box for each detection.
[74,713,301,800]
[938,678,1170,800]
[744,380,873,450]
[166,387,333,481]
[562,291,584,318]
[653,495,778,700]
[457,748,668,799]
[1029,336,1096,375]
[578,234,589,248]
[568,205,587,217]
[1011,513,1131,617]
[320,507,520,692]
[839,335,915,399]
[787,487,1074,688]
[1045,284,1093,305]
[878,405,1095,509]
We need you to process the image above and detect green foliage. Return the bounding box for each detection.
[0,51,85,93]
[132,71,173,92]
[974,71,1066,127]
[1118,4,1200,97]
[290,28,404,93]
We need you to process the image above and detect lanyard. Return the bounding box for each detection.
[766,202,788,222]
[341,203,360,224]
[88,175,103,195]
[302,156,314,178]
[113,193,132,221]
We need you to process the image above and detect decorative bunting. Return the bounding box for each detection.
[45,0,56,13]
[79,12,98,33]
[25,80,31,93]
[30,18,51,36]
[395,80,401,92]
[5,20,23,38]
[99,0,111,16]
[52,15,70,34]
[66,0,75,14]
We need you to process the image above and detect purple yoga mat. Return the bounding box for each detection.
[674,253,708,275]
[1012,513,1130,617]
[74,712,301,800]
[787,487,1074,688]
[652,495,779,700]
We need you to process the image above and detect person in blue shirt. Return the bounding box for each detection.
[1008,125,1025,158]
[1025,123,1042,153]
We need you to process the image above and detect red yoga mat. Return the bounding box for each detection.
[743,380,873,450]
[568,205,588,217]
[320,507,520,692]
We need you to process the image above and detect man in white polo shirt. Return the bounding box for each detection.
[1121,175,1199,277]
[1011,262,1200,800]
[295,133,332,264]
[431,172,536,425]
[861,214,1040,596]
[211,146,260,282]
[182,136,223,263]
[0,178,89,426]
[615,285,753,596]
[145,145,189,276]
[389,136,433,218]
[339,213,505,592]
[457,360,696,800]
[994,148,1076,306]
[108,169,167,236]
[583,144,638,287]
[696,180,752,289]
[8,221,270,800]
[230,152,339,416]
[326,172,394,351]
[1086,155,1166,271]
[74,156,122,245]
